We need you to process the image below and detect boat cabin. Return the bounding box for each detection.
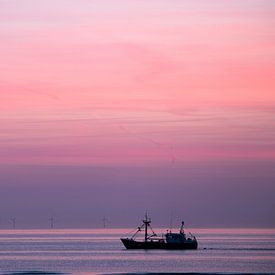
[165,232,186,244]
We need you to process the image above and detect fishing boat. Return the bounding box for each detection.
[121,214,198,250]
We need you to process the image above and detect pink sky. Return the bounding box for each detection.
[1,0,275,166]
[0,0,275,228]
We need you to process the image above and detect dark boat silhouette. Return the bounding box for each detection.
[121,214,198,250]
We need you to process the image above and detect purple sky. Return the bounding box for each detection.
[0,161,274,228]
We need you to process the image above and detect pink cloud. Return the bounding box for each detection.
[0,0,274,166]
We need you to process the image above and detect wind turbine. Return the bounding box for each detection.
[11,218,16,229]
[102,216,110,228]
[49,216,56,229]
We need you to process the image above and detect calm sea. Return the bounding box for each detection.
[0,228,274,275]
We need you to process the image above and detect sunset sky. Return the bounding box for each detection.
[0,0,274,228]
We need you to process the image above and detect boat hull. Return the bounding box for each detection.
[121,238,198,250]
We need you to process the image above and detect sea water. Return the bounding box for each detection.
[0,228,274,274]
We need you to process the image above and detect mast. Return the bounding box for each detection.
[180,221,184,234]
[143,213,150,242]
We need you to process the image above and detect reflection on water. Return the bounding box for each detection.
[0,228,274,274]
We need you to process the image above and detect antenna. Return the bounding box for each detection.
[169,211,173,233]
